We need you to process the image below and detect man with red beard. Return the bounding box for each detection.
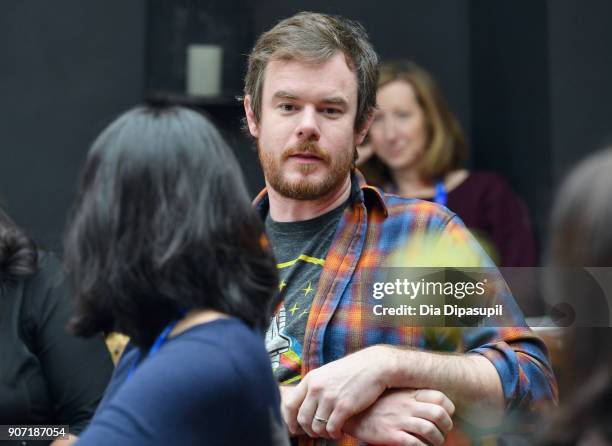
[243,12,557,446]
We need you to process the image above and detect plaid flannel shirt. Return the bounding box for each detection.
[255,171,557,446]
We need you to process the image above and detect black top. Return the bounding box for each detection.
[0,253,113,444]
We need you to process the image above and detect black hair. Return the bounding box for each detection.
[64,104,279,349]
[0,205,38,288]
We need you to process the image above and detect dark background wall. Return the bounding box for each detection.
[470,0,552,246]
[548,0,612,183]
[0,0,146,251]
[1,0,612,260]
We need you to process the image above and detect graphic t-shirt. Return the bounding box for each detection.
[265,202,347,384]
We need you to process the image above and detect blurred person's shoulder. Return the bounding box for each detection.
[33,250,63,283]
[21,251,67,306]
[166,317,273,376]
[127,317,275,402]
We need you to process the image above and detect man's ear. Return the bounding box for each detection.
[243,95,260,138]
[356,108,375,145]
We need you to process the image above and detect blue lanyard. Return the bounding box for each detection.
[127,318,181,380]
[434,180,447,207]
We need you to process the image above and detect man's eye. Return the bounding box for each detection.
[322,107,342,115]
[279,104,295,112]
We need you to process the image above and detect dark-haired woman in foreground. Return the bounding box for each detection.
[68,105,289,445]
[0,206,113,445]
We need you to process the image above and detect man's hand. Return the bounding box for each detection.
[284,346,395,439]
[344,389,455,446]
[280,385,305,437]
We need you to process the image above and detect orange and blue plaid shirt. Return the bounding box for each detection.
[255,171,557,446]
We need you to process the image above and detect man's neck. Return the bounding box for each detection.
[267,175,351,222]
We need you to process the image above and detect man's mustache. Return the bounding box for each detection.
[282,142,331,163]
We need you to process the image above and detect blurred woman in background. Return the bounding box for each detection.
[0,205,113,445]
[361,60,537,267]
[67,103,288,445]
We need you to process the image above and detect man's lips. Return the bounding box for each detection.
[287,153,323,162]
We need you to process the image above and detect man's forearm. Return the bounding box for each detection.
[384,346,505,427]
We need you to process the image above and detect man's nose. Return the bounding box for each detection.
[295,106,321,141]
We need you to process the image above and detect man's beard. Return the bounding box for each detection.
[258,140,352,200]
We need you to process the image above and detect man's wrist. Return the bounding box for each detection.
[383,346,427,389]
[370,344,410,388]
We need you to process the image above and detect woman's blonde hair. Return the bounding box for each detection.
[364,60,467,186]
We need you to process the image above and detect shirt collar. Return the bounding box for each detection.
[253,169,388,220]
